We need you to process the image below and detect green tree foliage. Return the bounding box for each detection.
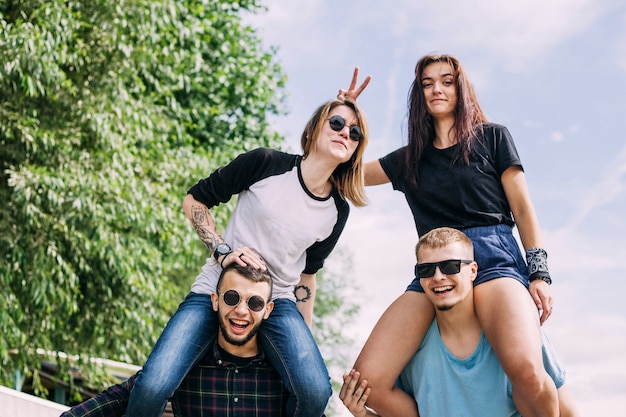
[0,0,287,395]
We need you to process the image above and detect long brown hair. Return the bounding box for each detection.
[300,97,368,207]
[406,54,488,188]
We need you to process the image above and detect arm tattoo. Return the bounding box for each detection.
[294,285,312,303]
[190,205,221,252]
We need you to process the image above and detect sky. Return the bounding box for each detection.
[245,1,626,415]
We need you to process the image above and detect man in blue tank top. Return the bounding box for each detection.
[341,227,580,417]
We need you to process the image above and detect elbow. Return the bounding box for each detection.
[182,193,194,214]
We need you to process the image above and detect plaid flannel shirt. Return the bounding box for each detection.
[61,340,288,417]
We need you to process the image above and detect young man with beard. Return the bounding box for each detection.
[340,227,580,417]
[60,263,288,417]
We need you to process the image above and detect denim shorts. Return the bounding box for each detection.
[406,224,529,293]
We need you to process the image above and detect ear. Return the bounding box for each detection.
[211,293,219,312]
[470,261,478,282]
[263,300,274,320]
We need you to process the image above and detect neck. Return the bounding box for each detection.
[217,334,259,358]
[432,116,456,148]
[300,155,335,197]
[435,299,482,359]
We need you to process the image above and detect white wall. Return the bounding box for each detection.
[0,385,69,417]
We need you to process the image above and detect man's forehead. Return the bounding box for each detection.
[221,271,270,295]
[418,242,471,261]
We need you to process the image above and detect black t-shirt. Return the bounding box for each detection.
[379,123,522,235]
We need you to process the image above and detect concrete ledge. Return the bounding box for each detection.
[0,385,69,417]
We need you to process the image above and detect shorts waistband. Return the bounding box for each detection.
[461,224,514,238]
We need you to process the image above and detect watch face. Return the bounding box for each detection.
[215,243,232,257]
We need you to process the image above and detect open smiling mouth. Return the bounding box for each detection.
[433,285,453,293]
[229,319,250,333]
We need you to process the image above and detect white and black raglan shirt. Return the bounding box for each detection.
[188,147,350,302]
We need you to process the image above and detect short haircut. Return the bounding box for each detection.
[415,227,473,261]
[217,263,273,299]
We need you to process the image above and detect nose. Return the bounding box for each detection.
[432,266,446,280]
[234,299,249,314]
[432,81,443,93]
[338,125,349,138]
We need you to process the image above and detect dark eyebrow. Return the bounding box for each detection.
[421,72,454,82]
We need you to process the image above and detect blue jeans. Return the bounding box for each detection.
[126,294,331,417]
[126,292,216,417]
[259,298,332,417]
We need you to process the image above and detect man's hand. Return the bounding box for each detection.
[340,369,378,417]
[338,67,372,101]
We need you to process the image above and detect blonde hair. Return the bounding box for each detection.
[300,97,369,207]
[415,227,473,261]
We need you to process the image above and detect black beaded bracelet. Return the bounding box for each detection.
[220,252,232,269]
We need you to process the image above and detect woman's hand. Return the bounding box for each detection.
[338,67,372,101]
[222,247,266,271]
[529,279,553,325]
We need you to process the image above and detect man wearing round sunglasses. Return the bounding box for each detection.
[60,263,292,417]
[340,227,580,417]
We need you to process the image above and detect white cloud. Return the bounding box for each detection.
[565,144,626,229]
[547,229,625,275]
[607,7,626,72]
[544,313,626,415]
[249,0,622,75]
[551,131,565,142]
[396,0,610,71]
[568,125,581,134]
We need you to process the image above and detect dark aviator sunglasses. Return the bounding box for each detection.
[327,114,363,141]
[219,289,267,312]
[415,259,473,279]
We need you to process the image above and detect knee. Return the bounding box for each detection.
[132,372,175,402]
[293,376,332,413]
[303,375,332,399]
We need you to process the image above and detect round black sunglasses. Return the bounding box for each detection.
[327,114,363,141]
[219,289,267,312]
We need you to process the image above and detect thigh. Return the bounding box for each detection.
[128,293,219,414]
[354,291,434,387]
[142,293,217,380]
[259,299,327,375]
[474,278,543,372]
[557,384,582,417]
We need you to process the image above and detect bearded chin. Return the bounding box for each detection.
[219,320,261,347]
